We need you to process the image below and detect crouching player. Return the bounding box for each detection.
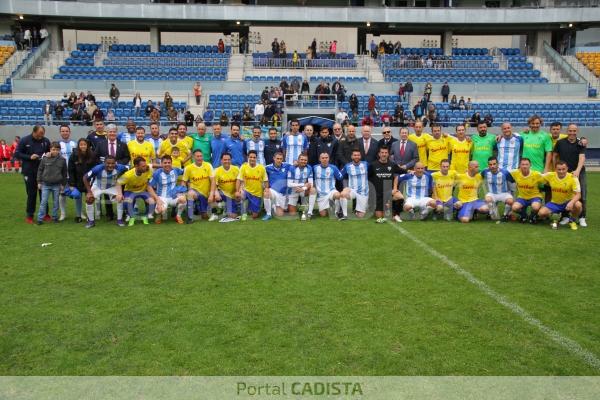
[481,156,514,222]
[236,150,268,220]
[538,160,582,230]
[454,160,489,223]
[313,152,347,220]
[212,152,240,223]
[263,152,291,220]
[82,155,128,228]
[287,153,317,220]
[431,159,457,221]
[151,155,186,224]
[116,156,159,226]
[509,158,544,223]
[395,161,436,220]
[183,149,215,224]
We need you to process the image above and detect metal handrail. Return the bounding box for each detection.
[253,58,357,70]
[283,93,338,110]
[543,41,586,85]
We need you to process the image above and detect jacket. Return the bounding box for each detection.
[68,151,100,191]
[37,155,67,186]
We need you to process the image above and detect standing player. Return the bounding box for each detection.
[408,120,432,168]
[496,122,523,171]
[425,124,451,172]
[182,149,215,224]
[127,126,156,166]
[263,151,291,220]
[510,158,544,223]
[520,115,552,173]
[210,123,227,168]
[282,119,308,165]
[236,150,268,220]
[395,161,435,220]
[212,152,241,222]
[369,145,402,223]
[454,160,489,223]
[58,124,77,221]
[118,119,137,144]
[449,125,471,174]
[287,153,316,220]
[431,159,457,221]
[471,122,496,170]
[116,156,158,226]
[245,126,266,165]
[82,156,128,227]
[481,156,514,221]
[538,160,582,230]
[225,123,245,166]
[150,155,186,224]
[313,152,346,219]
[549,121,567,148]
[177,122,194,162]
[341,149,370,219]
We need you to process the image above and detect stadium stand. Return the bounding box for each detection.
[577,52,600,78]
[252,52,357,69]
[54,43,230,81]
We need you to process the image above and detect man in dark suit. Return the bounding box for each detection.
[94,123,130,220]
[358,125,379,163]
[389,127,418,171]
[378,127,398,149]
[96,123,130,165]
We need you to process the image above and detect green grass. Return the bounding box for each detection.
[0,172,599,375]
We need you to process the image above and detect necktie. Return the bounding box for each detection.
[110,142,115,157]
[400,141,405,157]
[364,140,369,155]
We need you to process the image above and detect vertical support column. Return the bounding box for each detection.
[47,24,62,51]
[150,26,160,53]
[442,30,453,56]
[531,31,552,57]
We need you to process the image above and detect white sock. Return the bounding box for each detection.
[59,195,67,217]
[421,206,433,216]
[308,193,316,214]
[86,203,95,222]
[116,202,124,220]
[339,198,348,217]
[177,203,185,216]
[263,197,272,216]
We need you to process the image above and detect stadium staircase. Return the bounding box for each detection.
[365,56,385,83]
[563,55,600,92]
[0,50,30,86]
[227,53,245,82]
[29,50,69,80]
[527,55,571,84]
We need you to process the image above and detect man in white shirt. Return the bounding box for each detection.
[254,101,264,123]
[335,108,348,125]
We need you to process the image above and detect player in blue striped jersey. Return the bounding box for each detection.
[263,152,291,220]
[82,156,128,227]
[282,119,308,165]
[341,149,370,218]
[395,161,436,219]
[245,126,266,165]
[481,156,514,221]
[150,155,186,224]
[313,152,347,219]
[287,153,316,220]
[497,122,523,171]
[148,123,163,165]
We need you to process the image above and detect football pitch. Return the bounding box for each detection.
[1,172,599,376]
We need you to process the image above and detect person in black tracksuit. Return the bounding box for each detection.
[15,126,51,222]
[263,128,282,166]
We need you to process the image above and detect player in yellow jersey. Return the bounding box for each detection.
[183,149,215,223]
[408,120,432,168]
[449,124,472,173]
[158,128,189,161]
[211,152,241,222]
[116,156,159,226]
[236,150,269,220]
[549,122,568,149]
[454,160,489,223]
[538,160,582,230]
[425,124,451,172]
[431,159,457,220]
[509,157,545,223]
[127,126,156,166]
[177,123,193,165]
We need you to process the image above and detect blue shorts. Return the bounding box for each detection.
[124,191,151,202]
[516,197,542,208]
[545,201,568,214]
[457,199,486,219]
[189,189,209,213]
[436,197,457,208]
[244,191,262,213]
[220,191,240,214]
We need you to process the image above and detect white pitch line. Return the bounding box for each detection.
[388,222,600,371]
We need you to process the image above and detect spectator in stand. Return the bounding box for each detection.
[427,103,437,123]
[419,96,428,117]
[393,40,402,54]
[398,83,405,102]
[203,106,214,125]
[191,82,202,106]
[272,113,281,128]
[167,107,178,122]
[185,110,195,127]
[335,107,348,125]
[144,100,155,117]
[404,80,413,103]
[450,95,458,110]
[163,92,174,111]
[441,82,450,103]
[109,83,120,109]
[350,111,359,125]
[424,82,433,102]
[484,113,494,127]
[367,94,377,117]
[85,91,96,105]
[413,103,423,121]
[271,38,280,58]
[380,111,392,126]
[177,108,185,123]
[470,112,482,127]
[217,38,225,53]
[43,100,53,126]
[242,108,254,126]
[280,40,287,58]
[254,100,265,122]
[361,114,374,127]
[458,96,466,110]
[92,104,104,122]
[292,50,299,67]
[466,98,473,110]
[133,92,142,117]
[329,40,337,58]
[393,103,404,127]
[106,109,115,122]
[149,107,160,123]
[67,92,77,107]
[310,38,317,59]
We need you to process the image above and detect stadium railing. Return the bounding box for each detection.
[252,58,358,70]
[543,41,587,85]
[282,93,339,109]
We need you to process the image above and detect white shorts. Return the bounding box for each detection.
[268,190,287,210]
[317,190,339,211]
[486,192,513,203]
[159,196,180,208]
[288,190,307,206]
[405,196,433,210]
[349,189,368,213]
[92,186,117,200]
